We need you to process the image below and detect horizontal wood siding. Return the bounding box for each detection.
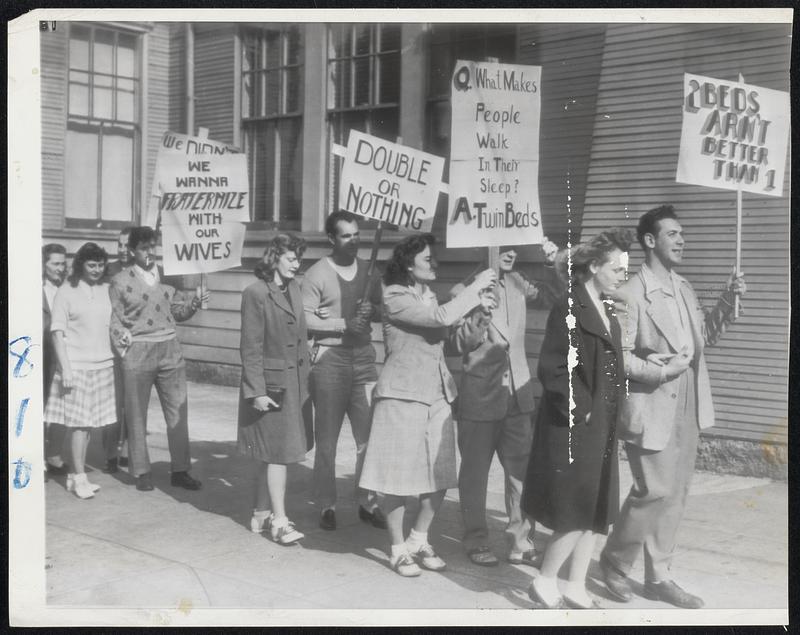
[581,23,790,444]
[40,28,68,231]
[517,24,606,247]
[193,24,236,143]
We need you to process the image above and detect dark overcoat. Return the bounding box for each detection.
[237,277,311,464]
[521,283,624,534]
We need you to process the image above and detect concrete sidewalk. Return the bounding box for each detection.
[44,381,787,616]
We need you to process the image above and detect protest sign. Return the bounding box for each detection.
[337,130,445,232]
[146,131,249,275]
[676,73,789,196]
[447,60,543,248]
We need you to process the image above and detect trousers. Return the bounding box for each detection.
[602,367,699,582]
[310,345,378,509]
[121,339,191,477]
[458,403,534,553]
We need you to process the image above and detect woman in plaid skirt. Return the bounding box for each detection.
[44,243,119,499]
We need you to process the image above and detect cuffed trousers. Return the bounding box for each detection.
[602,368,699,582]
[121,339,191,477]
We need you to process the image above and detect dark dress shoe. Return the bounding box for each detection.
[644,580,704,609]
[600,557,633,602]
[46,462,69,476]
[358,505,387,529]
[103,458,119,474]
[319,508,336,530]
[170,471,202,490]
[136,473,154,491]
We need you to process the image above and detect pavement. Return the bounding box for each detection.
[43,381,788,624]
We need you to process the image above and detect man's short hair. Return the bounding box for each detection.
[636,205,679,250]
[119,226,133,239]
[128,226,158,251]
[42,243,67,266]
[325,210,359,237]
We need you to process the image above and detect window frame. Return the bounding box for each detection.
[64,22,142,229]
[240,25,305,229]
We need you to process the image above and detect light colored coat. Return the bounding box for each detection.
[373,284,481,405]
[616,267,717,452]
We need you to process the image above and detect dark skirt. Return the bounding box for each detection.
[237,376,308,465]
[521,397,619,535]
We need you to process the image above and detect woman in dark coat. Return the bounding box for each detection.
[238,233,310,546]
[522,229,631,609]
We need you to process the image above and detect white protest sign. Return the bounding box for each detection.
[676,73,789,197]
[146,131,250,275]
[447,60,543,248]
[338,130,445,232]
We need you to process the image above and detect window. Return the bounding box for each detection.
[241,25,304,229]
[327,24,401,214]
[65,24,140,226]
[425,25,517,160]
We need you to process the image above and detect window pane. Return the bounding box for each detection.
[93,29,115,75]
[69,26,90,70]
[117,90,135,122]
[69,83,89,117]
[264,70,280,116]
[95,74,112,87]
[93,87,113,119]
[65,129,98,219]
[285,67,302,113]
[377,52,399,104]
[329,23,352,58]
[118,77,134,92]
[286,26,303,65]
[246,124,276,221]
[329,60,351,109]
[369,108,399,142]
[378,24,401,52]
[242,72,255,118]
[353,57,370,106]
[354,24,371,56]
[101,133,134,221]
[117,33,137,77]
[264,29,281,68]
[243,34,258,72]
[277,118,303,226]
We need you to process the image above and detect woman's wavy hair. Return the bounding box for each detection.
[569,228,633,283]
[254,233,307,281]
[383,233,436,287]
[68,242,108,287]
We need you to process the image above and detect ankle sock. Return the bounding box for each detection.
[533,575,561,606]
[271,515,288,529]
[405,528,428,552]
[390,543,409,561]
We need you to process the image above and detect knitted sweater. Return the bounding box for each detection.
[50,281,114,370]
[301,257,381,347]
[109,267,197,353]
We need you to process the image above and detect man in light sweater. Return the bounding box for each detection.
[109,226,208,492]
[302,211,385,531]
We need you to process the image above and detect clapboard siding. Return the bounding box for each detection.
[193,24,236,143]
[580,23,790,444]
[40,28,68,231]
[517,24,606,246]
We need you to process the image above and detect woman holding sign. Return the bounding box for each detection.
[238,233,311,546]
[522,229,630,609]
[359,234,497,577]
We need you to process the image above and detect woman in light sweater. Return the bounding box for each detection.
[44,243,119,499]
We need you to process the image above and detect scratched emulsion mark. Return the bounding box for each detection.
[565,165,576,464]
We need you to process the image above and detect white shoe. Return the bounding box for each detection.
[70,473,96,499]
[270,519,304,545]
[66,474,100,494]
[408,543,446,571]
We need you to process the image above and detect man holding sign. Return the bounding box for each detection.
[600,205,746,608]
[451,239,563,568]
[302,211,384,531]
[110,226,209,493]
